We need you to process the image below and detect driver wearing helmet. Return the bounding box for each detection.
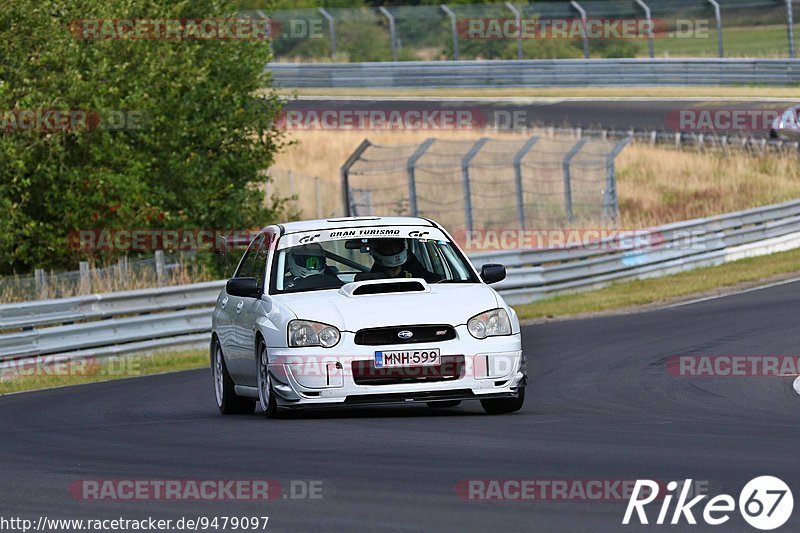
[285,243,343,290]
[369,238,441,283]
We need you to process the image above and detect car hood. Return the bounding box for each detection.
[271,283,499,331]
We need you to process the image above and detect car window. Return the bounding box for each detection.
[271,235,478,294]
[234,233,269,292]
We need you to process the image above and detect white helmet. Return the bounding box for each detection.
[371,239,407,268]
[287,243,326,278]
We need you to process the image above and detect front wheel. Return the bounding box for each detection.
[481,388,525,415]
[257,340,280,418]
[212,340,255,415]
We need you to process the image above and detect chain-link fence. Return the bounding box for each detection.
[341,136,630,233]
[260,0,799,62]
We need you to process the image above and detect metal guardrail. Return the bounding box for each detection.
[3,199,800,363]
[269,58,800,88]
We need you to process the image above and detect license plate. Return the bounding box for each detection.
[375,349,440,368]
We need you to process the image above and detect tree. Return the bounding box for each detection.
[0,0,286,275]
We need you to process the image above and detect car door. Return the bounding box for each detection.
[215,241,255,365]
[229,232,270,384]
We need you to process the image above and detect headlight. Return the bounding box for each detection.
[288,320,340,348]
[467,308,511,339]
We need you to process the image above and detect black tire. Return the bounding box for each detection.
[480,387,525,415]
[212,339,256,415]
[257,340,280,418]
[426,400,462,408]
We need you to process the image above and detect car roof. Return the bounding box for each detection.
[269,216,436,235]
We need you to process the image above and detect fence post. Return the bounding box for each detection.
[513,136,540,231]
[461,138,488,233]
[79,261,90,294]
[562,138,588,223]
[255,10,273,56]
[406,138,436,217]
[440,4,459,60]
[315,176,323,218]
[504,2,523,60]
[634,0,655,58]
[34,269,46,298]
[378,7,398,61]
[570,1,590,59]
[707,0,723,57]
[604,138,631,223]
[341,139,373,216]
[117,256,129,284]
[787,0,796,59]
[154,250,165,286]
[318,7,337,58]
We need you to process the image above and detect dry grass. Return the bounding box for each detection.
[0,261,214,303]
[271,129,800,228]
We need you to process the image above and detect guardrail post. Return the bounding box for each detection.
[407,138,436,217]
[570,1,590,59]
[34,269,46,298]
[318,8,337,59]
[79,261,90,294]
[707,0,724,57]
[562,138,588,223]
[154,250,165,286]
[440,4,460,60]
[787,0,796,59]
[462,138,488,232]
[604,138,631,223]
[378,7,398,61]
[504,2,523,60]
[341,139,373,216]
[634,0,655,58]
[513,136,540,231]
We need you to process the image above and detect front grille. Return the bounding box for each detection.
[354,324,456,346]
[352,355,465,386]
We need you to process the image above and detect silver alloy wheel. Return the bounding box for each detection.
[258,345,271,412]
[213,345,224,408]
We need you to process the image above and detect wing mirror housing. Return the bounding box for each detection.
[226,277,261,298]
[480,264,506,284]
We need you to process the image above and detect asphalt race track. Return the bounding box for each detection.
[284,97,795,136]
[2,281,799,532]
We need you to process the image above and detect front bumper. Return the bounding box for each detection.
[266,328,524,408]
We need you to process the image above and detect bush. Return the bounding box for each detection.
[0,0,286,276]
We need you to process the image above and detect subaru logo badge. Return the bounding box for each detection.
[398,330,413,340]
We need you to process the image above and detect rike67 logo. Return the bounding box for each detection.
[623,476,793,530]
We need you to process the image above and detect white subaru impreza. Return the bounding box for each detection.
[211,216,526,417]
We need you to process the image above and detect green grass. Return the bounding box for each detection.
[514,246,800,321]
[0,348,208,395]
[653,25,794,58]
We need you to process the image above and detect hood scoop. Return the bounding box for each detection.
[340,278,430,297]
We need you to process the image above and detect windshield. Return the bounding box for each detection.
[270,232,478,294]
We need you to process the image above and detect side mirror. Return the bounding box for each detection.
[226,277,261,298]
[480,264,506,284]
